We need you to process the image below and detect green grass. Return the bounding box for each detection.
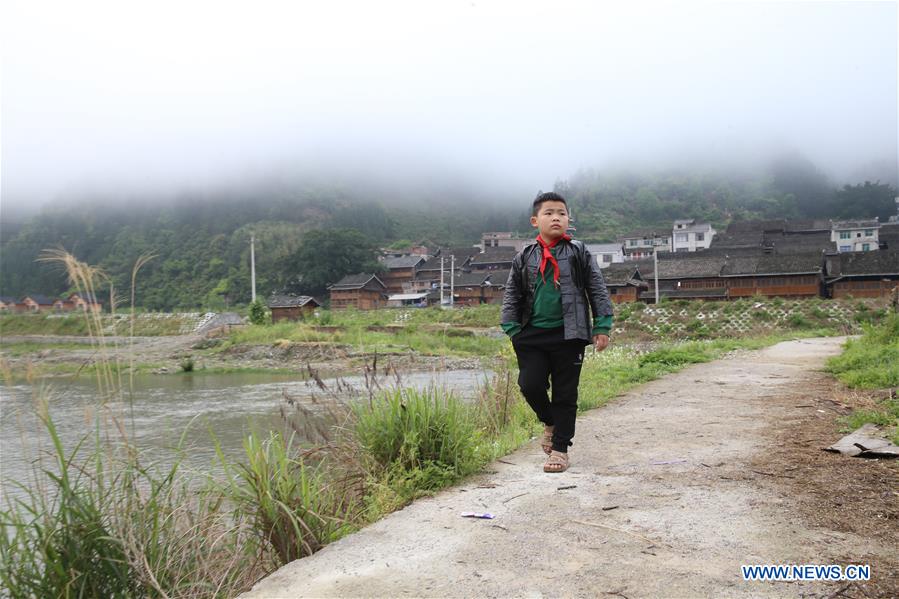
[0,341,91,356]
[826,313,899,444]
[827,314,899,389]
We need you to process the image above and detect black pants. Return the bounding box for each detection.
[511,325,587,453]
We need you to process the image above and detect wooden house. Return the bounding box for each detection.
[452,272,490,306]
[721,252,823,298]
[328,274,387,310]
[481,269,510,304]
[19,295,55,313]
[637,254,728,302]
[268,295,321,322]
[380,255,426,295]
[67,292,103,312]
[0,296,17,312]
[824,249,899,298]
[600,264,649,304]
[467,247,517,271]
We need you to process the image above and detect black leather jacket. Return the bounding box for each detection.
[501,239,614,342]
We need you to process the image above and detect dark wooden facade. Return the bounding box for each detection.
[329,274,388,310]
[269,295,320,322]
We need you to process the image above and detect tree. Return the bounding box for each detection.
[248,298,267,325]
[279,228,383,295]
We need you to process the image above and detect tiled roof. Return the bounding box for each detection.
[620,227,671,240]
[831,219,879,230]
[268,294,320,308]
[469,247,517,266]
[720,252,823,276]
[828,249,899,278]
[382,255,426,269]
[484,269,512,286]
[23,294,55,305]
[654,255,728,279]
[452,271,490,287]
[724,219,786,233]
[600,263,643,286]
[329,273,386,290]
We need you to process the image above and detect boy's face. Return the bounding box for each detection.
[530,201,570,241]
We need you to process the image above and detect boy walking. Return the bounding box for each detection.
[501,192,613,473]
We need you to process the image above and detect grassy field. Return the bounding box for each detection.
[826,313,899,444]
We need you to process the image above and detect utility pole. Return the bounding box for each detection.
[653,248,659,304]
[250,233,257,303]
[450,255,455,308]
[440,256,445,306]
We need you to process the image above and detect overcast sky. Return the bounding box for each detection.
[2,0,897,208]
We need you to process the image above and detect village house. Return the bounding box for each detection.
[452,271,491,306]
[18,295,55,313]
[586,243,625,268]
[830,219,880,253]
[379,255,426,295]
[328,273,387,310]
[824,249,899,298]
[672,219,715,252]
[637,254,729,301]
[481,232,530,252]
[600,263,648,303]
[67,292,103,312]
[467,246,517,271]
[0,296,17,312]
[620,228,672,260]
[268,294,321,322]
[720,252,824,298]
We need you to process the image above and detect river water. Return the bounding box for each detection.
[0,368,493,502]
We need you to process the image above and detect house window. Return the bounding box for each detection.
[696,233,704,241]
[676,233,688,242]
[864,229,873,236]
[602,254,612,263]
[862,243,870,251]
[839,231,851,239]
[839,245,851,252]
[628,240,638,247]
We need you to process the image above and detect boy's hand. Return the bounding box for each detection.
[593,334,610,352]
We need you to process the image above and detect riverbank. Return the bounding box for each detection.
[243,335,899,598]
[1,327,866,598]
[1,298,889,380]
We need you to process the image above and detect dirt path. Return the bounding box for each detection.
[242,337,898,598]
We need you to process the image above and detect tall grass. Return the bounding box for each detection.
[218,432,359,564]
[352,388,482,485]
[826,312,899,444]
[826,313,899,389]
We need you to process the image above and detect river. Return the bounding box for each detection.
[0,367,493,503]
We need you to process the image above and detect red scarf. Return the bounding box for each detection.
[536,233,571,288]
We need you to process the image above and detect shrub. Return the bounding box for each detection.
[352,388,481,482]
[180,356,195,372]
[248,299,267,325]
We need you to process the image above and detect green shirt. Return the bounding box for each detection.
[501,247,612,338]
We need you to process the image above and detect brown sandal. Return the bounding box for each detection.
[540,425,554,455]
[543,450,569,473]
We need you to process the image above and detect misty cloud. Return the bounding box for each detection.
[2,0,896,209]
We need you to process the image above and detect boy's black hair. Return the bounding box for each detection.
[532,191,568,216]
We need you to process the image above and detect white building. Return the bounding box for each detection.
[586,243,625,268]
[481,232,530,252]
[830,219,880,252]
[672,219,715,252]
[620,229,672,260]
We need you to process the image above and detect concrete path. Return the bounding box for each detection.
[243,337,888,598]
